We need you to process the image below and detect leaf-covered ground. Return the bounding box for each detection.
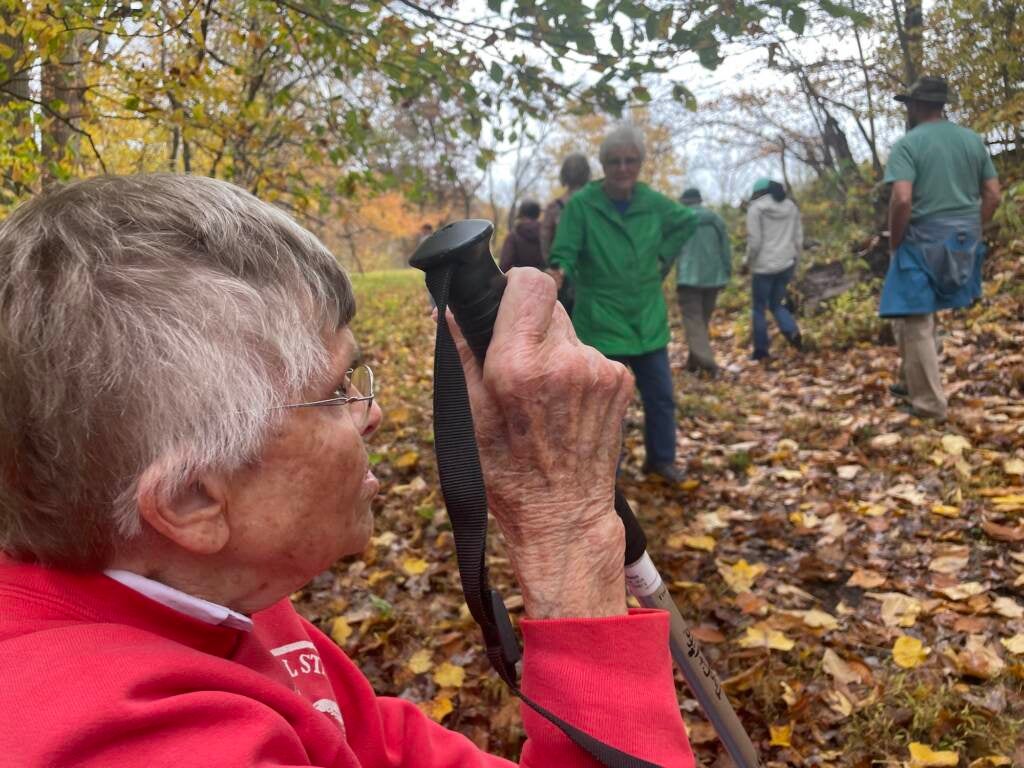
[293,248,1024,768]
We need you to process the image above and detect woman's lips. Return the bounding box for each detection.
[363,467,380,497]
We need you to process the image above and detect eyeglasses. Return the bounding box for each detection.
[274,364,376,430]
[604,156,641,169]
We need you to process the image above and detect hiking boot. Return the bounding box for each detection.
[643,462,686,484]
[896,402,947,424]
[889,383,909,399]
[786,332,804,352]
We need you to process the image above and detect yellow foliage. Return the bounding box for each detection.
[892,635,930,668]
[407,649,434,674]
[432,662,466,688]
[401,557,429,576]
[769,722,792,747]
[908,743,959,767]
[330,617,353,646]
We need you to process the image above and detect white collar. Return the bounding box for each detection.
[103,569,254,632]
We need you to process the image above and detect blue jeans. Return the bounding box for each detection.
[609,347,676,466]
[751,265,799,358]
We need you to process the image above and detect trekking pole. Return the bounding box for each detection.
[411,219,762,768]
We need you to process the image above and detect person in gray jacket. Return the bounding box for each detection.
[742,178,803,360]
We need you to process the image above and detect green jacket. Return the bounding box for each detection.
[549,181,696,356]
[674,205,731,287]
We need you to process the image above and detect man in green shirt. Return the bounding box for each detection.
[673,188,731,375]
[549,126,696,484]
[880,76,1001,421]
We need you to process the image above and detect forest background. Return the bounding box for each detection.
[1,1,1023,766]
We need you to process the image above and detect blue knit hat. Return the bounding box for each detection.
[751,177,772,196]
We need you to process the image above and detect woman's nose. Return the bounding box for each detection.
[362,400,383,437]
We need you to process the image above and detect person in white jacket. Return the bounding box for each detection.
[742,178,804,360]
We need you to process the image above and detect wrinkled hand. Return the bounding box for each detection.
[448,268,631,619]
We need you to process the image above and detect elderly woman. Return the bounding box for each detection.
[549,126,695,484]
[0,175,694,767]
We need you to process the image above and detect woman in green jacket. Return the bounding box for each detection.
[549,125,696,483]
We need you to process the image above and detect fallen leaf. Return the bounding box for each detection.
[856,502,887,517]
[909,742,959,767]
[993,494,1024,512]
[769,722,792,747]
[330,617,353,646]
[1004,457,1024,477]
[407,648,434,674]
[775,468,803,481]
[940,434,971,457]
[991,596,1024,619]
[870,433,902,450]
[738,625,794,651]
[935,581,986,601]
[822,648,859,685]
[680,534,716,552]
[419,694,453,721]
[432,661,466,688]
[887,483,927,506]
[968,757,1011,768]
[823,688,852,718]
[893,635,930,668]
[981,520,1024,542]
[873,592,924,627]
[836,464,861,480]
[931,504,961,518]
[735,591,769,615]
[800,609,839,631]
[717,559,768,593]
[402,557,430,576]
[393,450,420,469]
[684,720,718,745]
[999,634,1024,655]
[928,555,969,574]
[953,635,1006,679]
[847,568,887,589]
[690,624,726,643]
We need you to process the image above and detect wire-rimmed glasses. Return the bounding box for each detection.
[275,364,375,430]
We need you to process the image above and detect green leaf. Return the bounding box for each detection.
[124,95,140,111]
[672,83,698,111]
[489,61,502,83]
[487,0,502,11]
[788,7,808,34]
[611,25,624,55]
[644,12,660,41]
[631,84,652,103]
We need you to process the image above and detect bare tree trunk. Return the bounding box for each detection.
[891,0,923,85]
[41,29,89,187]
[0,15,30,200]
[852,6,883,179]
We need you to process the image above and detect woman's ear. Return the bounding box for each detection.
[136,462,231,556]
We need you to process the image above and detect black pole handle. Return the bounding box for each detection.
[409,219,647,562]
[409,220,505,362]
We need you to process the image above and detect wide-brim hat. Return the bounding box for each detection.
[895,76,951,104]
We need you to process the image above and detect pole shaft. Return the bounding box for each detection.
[626,554,762,768]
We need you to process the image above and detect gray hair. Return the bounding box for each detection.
[559,153,592,190]
[599,124,646,165]
[0,174,355,568]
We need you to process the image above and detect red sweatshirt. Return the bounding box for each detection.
[0,560,695,767]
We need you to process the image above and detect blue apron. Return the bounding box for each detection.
[879,214,985,318]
